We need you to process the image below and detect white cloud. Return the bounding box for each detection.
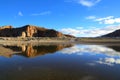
[60,25,120,37]
[78,0,101,7]
[31,11,51,16]
[61,28,83,36]
[65,0,101,7]
[18,11,23,16]
[87,16,120,24]
[95,16,119,24]
[86,16,96,19]
[95,16,114,21]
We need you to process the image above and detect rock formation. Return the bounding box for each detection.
[0,25,74,38]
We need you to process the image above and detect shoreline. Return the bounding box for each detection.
[0,37,120,45]
[0,37,75,45]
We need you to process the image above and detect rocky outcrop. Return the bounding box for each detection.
[101,29,120,37]
[0,25,12,30]
[0,25,74,38]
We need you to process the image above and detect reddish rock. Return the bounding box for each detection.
[21,32,26,38]
[0,25,12,30]
[0,24,74,38]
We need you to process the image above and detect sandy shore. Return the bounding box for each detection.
[75,37,120,46]
[0,37,120,45]
[0,37,76,45]
[76,37,120,42]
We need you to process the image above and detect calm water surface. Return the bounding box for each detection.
[0,43,120,80]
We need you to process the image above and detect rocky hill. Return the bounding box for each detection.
[101,29,120,37]
[0,25,74,38]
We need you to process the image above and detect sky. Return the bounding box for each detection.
[0,0,120,37]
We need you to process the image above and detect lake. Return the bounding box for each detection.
[0,43,120,80]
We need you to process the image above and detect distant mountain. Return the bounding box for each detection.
[101,29,120,37]
[0,25,75,38]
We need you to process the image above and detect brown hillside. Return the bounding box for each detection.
[0,25,74,38]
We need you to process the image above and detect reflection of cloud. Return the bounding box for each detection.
[60,45,120,56]
[60,46,81,54]
[97,57,120,66]
[86,63,96,66]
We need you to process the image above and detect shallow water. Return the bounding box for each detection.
[0,43,120,80]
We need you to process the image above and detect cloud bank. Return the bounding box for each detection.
[60,25,120,37]
[87,16,120,24]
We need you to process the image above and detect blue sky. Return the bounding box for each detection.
[0,0,120,37]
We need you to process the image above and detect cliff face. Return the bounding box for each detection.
[101,29,120,37]
[0,25,73,37]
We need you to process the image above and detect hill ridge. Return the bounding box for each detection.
[101,29,120,37]
[0,25,75,38]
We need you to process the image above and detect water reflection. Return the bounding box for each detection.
[1,44,73,58]
[0,43,120,80]
[96,57,120,66]
[107,46,120,52]
[60,44,120,56]
[60,44,120,67]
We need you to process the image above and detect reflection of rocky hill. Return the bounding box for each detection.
[2,44,73,58]
[0,46,15,57]
[107,46,120,52]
